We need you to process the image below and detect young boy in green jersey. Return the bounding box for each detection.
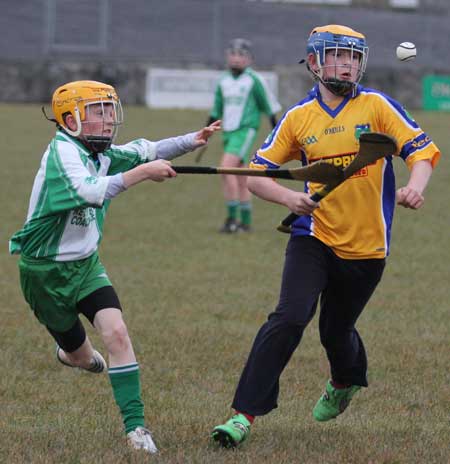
[9,80,220,454]
[207,38,281,233]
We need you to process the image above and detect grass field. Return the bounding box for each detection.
[0,104,448,464]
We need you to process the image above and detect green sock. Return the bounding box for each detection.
[240,201,252,226]
[227,200,239,220]
[109,363,145,434]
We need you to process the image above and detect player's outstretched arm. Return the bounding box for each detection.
[123,159,177,188]
[154,120,221,161]
[396,160,433,209]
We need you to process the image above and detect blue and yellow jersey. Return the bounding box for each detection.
[250,84,440,259]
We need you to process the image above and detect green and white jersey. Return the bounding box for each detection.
[210,67,281,132]
[9,130,159,261]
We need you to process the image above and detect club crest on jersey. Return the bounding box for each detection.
[354,124,371,140]
[84,176,98,185]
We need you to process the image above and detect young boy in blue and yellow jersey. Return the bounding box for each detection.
[211,25,439,448]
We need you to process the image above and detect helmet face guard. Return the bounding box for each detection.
[82,100,123,153]
[52,80,123,153]
[306,26,369,97]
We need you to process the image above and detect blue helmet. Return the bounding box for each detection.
[306,25,369,97]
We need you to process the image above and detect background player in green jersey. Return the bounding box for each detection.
[9,80,220,454]
[207,38,281,233]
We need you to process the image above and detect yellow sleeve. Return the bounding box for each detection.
[374,96,440,169]
[249,110,301,170]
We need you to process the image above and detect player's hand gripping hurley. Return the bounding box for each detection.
[173,161,343,184]
[277,132,398,233]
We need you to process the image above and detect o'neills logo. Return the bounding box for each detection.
[324,125,345,135]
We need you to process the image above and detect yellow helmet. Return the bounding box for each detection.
[51,80,123,149]
[309,25,365,40]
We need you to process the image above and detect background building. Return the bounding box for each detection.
[1,0,449,108]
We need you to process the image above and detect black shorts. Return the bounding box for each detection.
[46,285,122,353]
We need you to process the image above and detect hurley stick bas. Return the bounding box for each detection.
[174,160,344,184]
[194,145,208,163]
[277,132,398,233]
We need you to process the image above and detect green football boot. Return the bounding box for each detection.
[313,380,361,422]
[211,413,251,448]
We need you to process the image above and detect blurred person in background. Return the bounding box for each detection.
[206,38,281,233]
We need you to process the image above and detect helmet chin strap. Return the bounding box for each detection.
[83,136,113,154]
[322,78,355,97]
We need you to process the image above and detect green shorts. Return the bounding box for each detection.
[19,252,112,332]
[223,127,257,163]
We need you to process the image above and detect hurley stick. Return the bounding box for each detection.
[277,132,397,233]
[174,160,344,184]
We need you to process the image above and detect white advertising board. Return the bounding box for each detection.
[146,68,279,109]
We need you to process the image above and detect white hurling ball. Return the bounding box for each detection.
[396,42,417,61]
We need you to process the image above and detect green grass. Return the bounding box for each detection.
[1,104,449,463]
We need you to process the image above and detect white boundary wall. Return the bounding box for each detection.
[145,68,279,109]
